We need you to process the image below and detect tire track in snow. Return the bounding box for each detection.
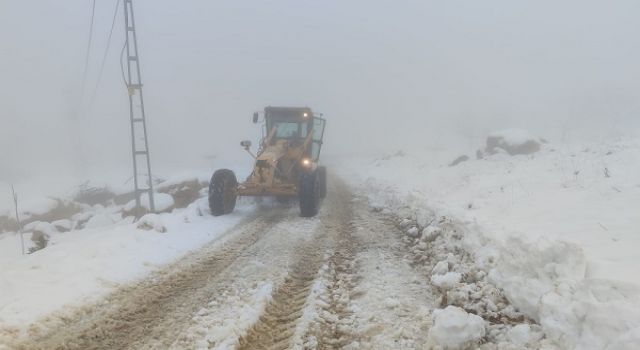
[237,177,357,350]
[236,233,326,350]
[343,196,435,349]
[300,178,361,350]
[311,228,360,350]
[13,210,285,350]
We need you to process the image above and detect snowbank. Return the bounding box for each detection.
[332,134,640,349]
[0,197,248,334]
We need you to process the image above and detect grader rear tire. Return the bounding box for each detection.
[209,169,238,216]
[299,170,320,217]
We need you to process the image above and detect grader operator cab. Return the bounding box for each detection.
[209,107,327,217]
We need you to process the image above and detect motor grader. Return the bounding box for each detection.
[208,106,327,217]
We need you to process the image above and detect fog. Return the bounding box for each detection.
[2,0,640,191]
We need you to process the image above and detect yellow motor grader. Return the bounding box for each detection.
[209,106,327,217]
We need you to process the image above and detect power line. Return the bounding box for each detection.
[88,0,122,110]
[120,40,128,86]
[69,0,97,175]
[79,0,97,110]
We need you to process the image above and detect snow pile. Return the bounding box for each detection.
[428,306,485,349]
[491,238,640,349]
[488,237,587,318]
[398,213,538,347]
[333,133,640,349]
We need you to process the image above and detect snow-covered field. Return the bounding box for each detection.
[0,198,248,331]
[332,131,640,349]
[0,164,251,337]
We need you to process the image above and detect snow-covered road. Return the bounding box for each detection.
[6,178,545,350]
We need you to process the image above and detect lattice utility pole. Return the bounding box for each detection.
[123,0,155,215]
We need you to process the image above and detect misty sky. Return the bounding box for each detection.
[1,0,640,188]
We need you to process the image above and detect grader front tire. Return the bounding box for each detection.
[209,169,238,216]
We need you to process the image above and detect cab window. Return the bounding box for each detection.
[274,122,300,138]
[313,118,325,141]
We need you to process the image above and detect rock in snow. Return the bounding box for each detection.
[428,306,486,349]
[485,129,541,156]
[136,214,167,233]
[431,271,462,290]
[30,222,56,253]
[449,155,470,167]
[156,176,207,208]
[52,219,72,232]
[422,226,441,242]
[432,260,450,275]
[406,226,420,238]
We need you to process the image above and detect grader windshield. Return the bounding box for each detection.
[265,107,325,160]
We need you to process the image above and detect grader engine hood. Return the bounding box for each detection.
[237,137,303,196]
[252,141,288,184]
